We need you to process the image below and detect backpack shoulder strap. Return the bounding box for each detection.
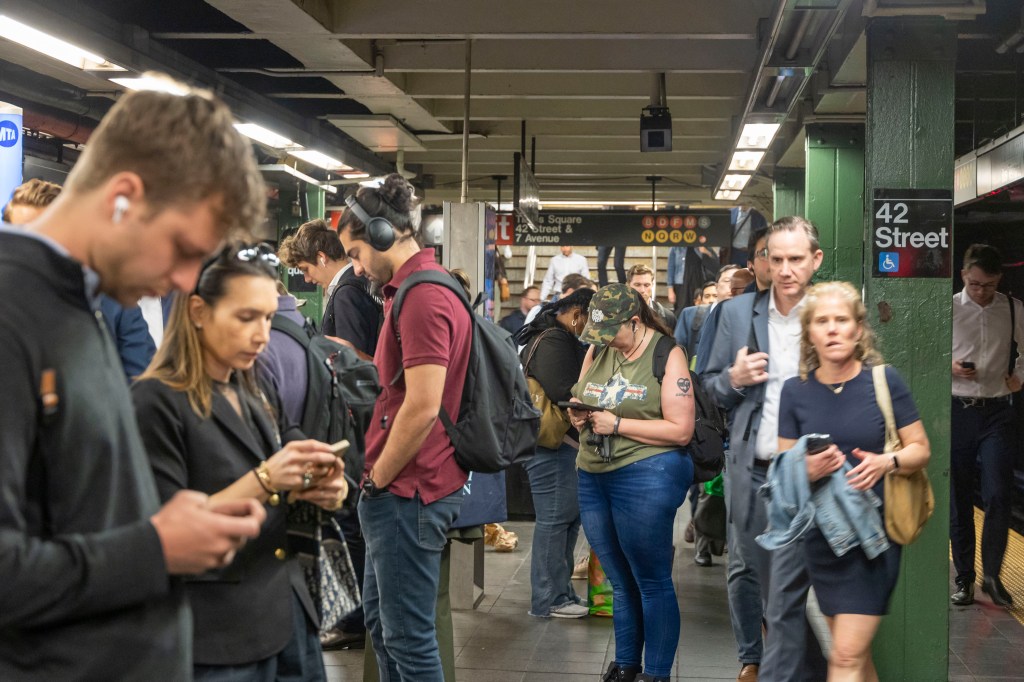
[271,314,312,348]
[652,334,678,384]
[392,270,472,321]
[1009,293,1018,376]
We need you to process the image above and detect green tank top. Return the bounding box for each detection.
[572,331,671,473]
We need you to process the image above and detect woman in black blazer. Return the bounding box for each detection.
[133,243,347,681]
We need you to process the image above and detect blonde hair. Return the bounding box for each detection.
[65,73,266,236]
[798,281,883,380]
[3,179,62,222]
[626,263,654,281]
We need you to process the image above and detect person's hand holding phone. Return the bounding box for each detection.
[953,359,977,379]
[561,401,603,429]
[805,435,844,482]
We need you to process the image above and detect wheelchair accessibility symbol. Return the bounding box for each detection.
[878,252,899,273]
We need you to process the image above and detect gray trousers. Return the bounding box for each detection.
[725,459,828,681]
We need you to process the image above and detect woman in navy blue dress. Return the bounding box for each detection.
[777,282,930,682]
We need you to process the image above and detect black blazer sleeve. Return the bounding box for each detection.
[330,284,379,357]
[132,379,191,501]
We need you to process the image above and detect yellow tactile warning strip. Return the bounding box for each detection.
[956,507,1024,625]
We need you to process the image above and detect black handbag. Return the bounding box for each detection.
[288,502,361,635]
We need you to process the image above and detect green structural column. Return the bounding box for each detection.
[865,16,956,681]
[805,124,864,286]
[772,167,805,222]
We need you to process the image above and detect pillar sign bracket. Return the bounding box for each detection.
[805,123,865,149]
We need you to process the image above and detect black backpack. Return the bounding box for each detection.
[652,335,726,483]
[391,270,541,473]
[270,315,381,477]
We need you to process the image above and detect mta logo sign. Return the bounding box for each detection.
[0,121,19,148]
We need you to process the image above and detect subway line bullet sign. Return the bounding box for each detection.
[871,189,952,278]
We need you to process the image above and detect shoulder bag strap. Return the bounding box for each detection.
[523,328,556,375]
[871,364,901,453]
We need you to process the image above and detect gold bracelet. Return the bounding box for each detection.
[255,461,277,493]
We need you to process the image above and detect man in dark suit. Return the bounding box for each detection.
[499,285,540,334]
[0,79,266,679]
[700,217,827,682]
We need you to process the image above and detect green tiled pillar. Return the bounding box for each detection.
[772,167,805,222]
[865,16,956,681]
[805,124,865,286]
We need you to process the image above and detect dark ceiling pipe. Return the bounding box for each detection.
[23,109,95,144]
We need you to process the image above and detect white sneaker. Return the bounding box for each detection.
[549,602,589,619]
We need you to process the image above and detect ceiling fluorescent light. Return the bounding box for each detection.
[729,151,765,172]
[109,76,189,96]
[737,123,781,150]
[721,174,752,191]
[260,164,336,194]
[235,123,300,150]
[290,149,353,172]
[715,190,741,201]
[342,172,370,179]
[0,15,124,71]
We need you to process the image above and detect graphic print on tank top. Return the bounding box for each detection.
[582,372,649,409]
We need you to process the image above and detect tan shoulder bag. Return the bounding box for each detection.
[524,330,572,450]
[872,364,934,545]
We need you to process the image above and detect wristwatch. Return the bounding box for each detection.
[361,474,389,498]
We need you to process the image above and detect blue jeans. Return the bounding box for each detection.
[950,398,1016,582]
[578,450,692,678]
[359,489,463,682]
[523,442,582,616]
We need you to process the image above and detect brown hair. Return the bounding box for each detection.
[626,263,655,281]
[634,290,674,338]
[339,173,422,245]
[798,281,883,380]
[3,179,62,222]
[279,218,345,266]
[767,215,820,254]
[65,73,266,236]
[139,242,279,417]
[962,243,1002,276]
[561,273,593,293]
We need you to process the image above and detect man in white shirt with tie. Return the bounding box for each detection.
[539,245,590,301]
[950,243,1024,608]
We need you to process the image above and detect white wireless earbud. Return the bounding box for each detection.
[113,195,130,224]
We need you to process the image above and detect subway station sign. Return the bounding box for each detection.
[497,210,733,247]
[871,189,952,279]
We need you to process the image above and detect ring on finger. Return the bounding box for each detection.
[302,471,314,489]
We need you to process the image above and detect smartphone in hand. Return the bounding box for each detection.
[806,434,833,455]
[331,440,350,458]
[557,401,606,412]
[961,361,975,370]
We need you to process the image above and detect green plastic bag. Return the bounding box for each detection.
[587,549,613,617]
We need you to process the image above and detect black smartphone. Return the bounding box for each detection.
[806,433,833,455]
[557,401,606,412]
[961,361,975,370]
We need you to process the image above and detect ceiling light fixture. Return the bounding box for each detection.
[289,149,353,172]
[729,151,765,172]
[235,123,301,150]
[715,190,741,201]
[0,15,125,71]
[737,123,781,150]
[721,174,752,191]
[342,172,370,179]
[109,76,189,96]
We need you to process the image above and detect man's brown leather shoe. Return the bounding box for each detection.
[738,663,759,681]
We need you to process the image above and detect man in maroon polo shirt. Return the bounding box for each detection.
[338,174,471,682]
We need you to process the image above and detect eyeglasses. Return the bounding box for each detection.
[754,248,769,260]
[195,242,281,294]
[965,280,998,290]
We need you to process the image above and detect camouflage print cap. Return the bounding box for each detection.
[580,283,642,346]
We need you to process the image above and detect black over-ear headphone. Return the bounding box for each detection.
[345,194,396,252]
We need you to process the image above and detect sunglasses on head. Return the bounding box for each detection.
[194,243,281,295]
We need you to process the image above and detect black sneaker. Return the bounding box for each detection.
[982,575,1013,607]
[951,580,974,606]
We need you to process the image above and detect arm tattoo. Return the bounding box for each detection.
[676,377,693,397]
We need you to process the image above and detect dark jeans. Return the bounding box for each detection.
[578,451,692,677]
[360,489,464,682]
[523,443,582,616]
[950,398,1016,582]
[194,593,325,682]
[597,246,627,287]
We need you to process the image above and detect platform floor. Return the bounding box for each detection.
[325,507,1024,681]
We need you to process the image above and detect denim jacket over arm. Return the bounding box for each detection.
[756,436,890,560]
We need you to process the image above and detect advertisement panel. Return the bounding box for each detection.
[0,103,23,208]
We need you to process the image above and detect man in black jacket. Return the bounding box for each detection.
[0,77,268,680]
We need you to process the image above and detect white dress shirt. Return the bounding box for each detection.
[325,262,352,301]
[138,296,165,349]
[952,290,1024,398]
[539,253,590,300]
[755,289,806,460]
